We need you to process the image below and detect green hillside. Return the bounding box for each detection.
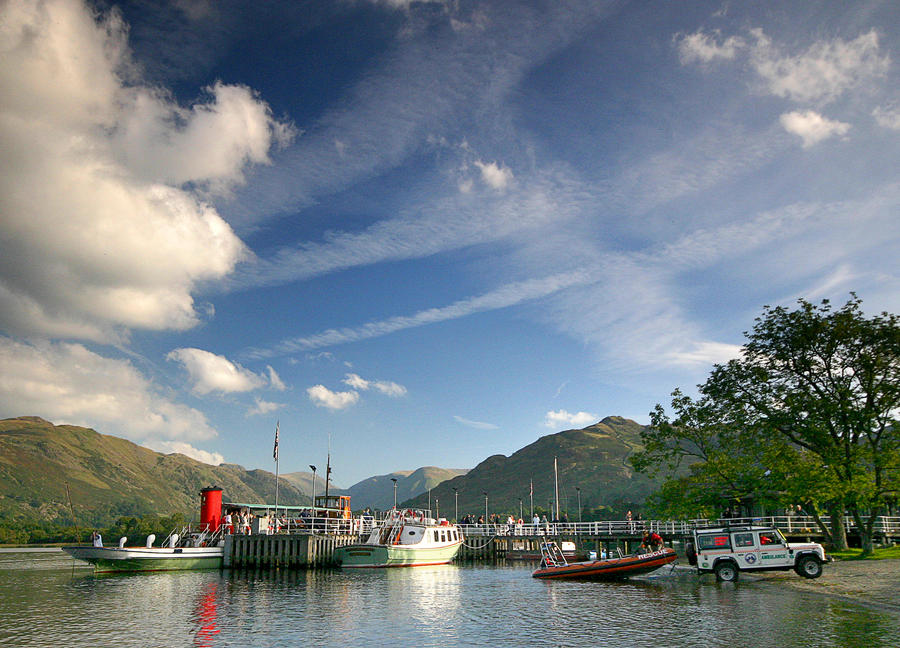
[0,417,309,528]
[404,417,659,520]
[345,467,469,510]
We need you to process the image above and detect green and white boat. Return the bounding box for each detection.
[63,531,223,573]
[335,509,463,568]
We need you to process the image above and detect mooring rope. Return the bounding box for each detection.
[461,533,500,550]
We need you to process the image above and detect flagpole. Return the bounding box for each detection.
[273,421,280,515]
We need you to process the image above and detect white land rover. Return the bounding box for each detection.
[686,525,827,582]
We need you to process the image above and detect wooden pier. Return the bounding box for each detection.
[223,533,356,568]
[219,514,900,569]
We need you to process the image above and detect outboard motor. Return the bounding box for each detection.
[118,537,127,549]
[146,534,156,548]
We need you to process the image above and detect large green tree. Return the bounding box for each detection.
[635,296,900,554]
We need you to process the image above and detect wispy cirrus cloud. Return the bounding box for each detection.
[453,415,499,430]
[223,2,611,228]
[243,270,593,359]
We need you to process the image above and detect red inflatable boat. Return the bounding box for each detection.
[532,542,677,580]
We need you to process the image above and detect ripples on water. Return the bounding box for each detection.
[0,550,897,647]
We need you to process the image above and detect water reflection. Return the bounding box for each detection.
[192,582,220,647]
[0,553,898,648]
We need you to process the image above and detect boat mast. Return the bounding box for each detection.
[273,421,280,515]
[553,456,560,521]
[324,430,332,499]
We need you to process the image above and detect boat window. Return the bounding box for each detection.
[440,531,446,542]
[433,530,439,542]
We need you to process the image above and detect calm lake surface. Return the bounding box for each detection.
[1,549,898,647]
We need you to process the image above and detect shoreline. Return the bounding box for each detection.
[753,558,900,613]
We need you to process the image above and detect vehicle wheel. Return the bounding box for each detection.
[714,561,739,582]
[795,555,823,579]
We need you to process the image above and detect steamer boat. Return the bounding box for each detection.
[63,486,226,573]
[335,509,463,568]
[532,541,677,580]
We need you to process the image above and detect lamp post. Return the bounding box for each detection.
[391,477,398,510]
[435,498,439,519]
[453,487,458,523]
[483,491,488,525]
[576,487,582,523]
[309,465,317,525]
[519,498,523,521]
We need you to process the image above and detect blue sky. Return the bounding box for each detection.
[2,0,899,487]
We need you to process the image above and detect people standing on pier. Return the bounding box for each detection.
[223,511,233,534]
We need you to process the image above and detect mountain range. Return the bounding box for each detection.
[0,415,658,528]
[404,417,661,520]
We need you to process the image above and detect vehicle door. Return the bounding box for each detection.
[731,531,760,570]
[756,530,791,567]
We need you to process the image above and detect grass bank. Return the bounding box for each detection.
[829,546,900,560]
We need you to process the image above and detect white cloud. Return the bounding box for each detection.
[146,440,224,465]
[0,337,217,442]
[307,385,360,410]
[749,29,889,104]
[0,0,292,342]
[453,415,499,430]
[544,410,598,429]
[167,348,267,395]
[246,397,284,417]
[474,160,514,191]
[676,30,745,64]
[779,110,850,147]
[873,105,900,130]
[343,373,407,397]
[267,366,287,391]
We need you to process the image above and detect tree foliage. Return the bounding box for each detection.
[633,296,900,553]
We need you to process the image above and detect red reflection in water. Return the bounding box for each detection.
[193,582,220,647]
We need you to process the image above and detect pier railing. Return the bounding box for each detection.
[224,513,900,540]
[455,515,900,538]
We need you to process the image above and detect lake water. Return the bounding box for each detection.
[1,549,898,647]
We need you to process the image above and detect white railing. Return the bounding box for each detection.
[219,513,900,538]
[454,515,900,537]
